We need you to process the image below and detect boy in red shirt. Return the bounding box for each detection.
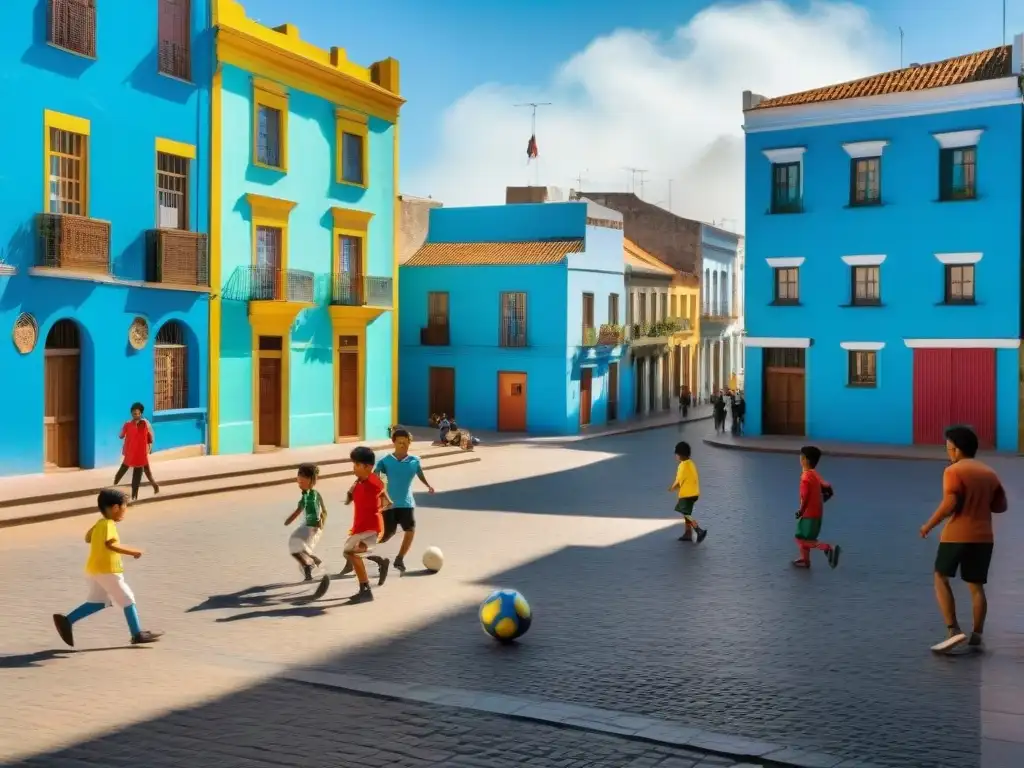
[793,446,841,569]
[342,446,393,603]
[112,402,160,501]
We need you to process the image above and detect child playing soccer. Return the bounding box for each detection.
[669,441,707,543]
[341,446,392,603]
[52,488,162,647]
[374,427,435,572]
[793,446,841,569]
[284,463,328,583]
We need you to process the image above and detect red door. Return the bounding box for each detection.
[913,348,995,448]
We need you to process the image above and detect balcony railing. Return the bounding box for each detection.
[630,319,681,341]
[330,273,393,308]
[147,229,209,287]
[582,324,627,346]
[238,265,314,303]
[37,212,111,274]
[701,310,735,323]
[667,316,692,332]
[420,324,450,346]
[499,317,527,348]
[48,0,97,58]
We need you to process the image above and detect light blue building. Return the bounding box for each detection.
[210,3,403,454]
[697,225,742,399]
[0,0,212,475]
[398,198,634,434]
[742,40,1022,450]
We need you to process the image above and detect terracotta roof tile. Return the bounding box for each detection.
[404,239,584,267]
[751,45,1011,110]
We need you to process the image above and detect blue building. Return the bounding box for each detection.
[742,39,1022,450]
[398,197,634,434]
[0,0,212,475]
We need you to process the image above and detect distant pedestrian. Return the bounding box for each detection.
[113,403,159,501]
[373,427,435,573]
[920,425,1007,654]
[712,394,727,434]
[793,446,840,569]
[284,463,328,586]
[668,441,707,543]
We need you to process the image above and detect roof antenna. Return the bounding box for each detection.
[899,27,904,68]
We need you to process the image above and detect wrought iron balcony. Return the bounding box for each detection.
[37,212,111,274]
[236,265,314,303]
[48,0,97,58]
[146,229,209,288]
[420,324,450,346]
[330,273,393,308]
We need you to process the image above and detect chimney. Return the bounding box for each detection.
[1014,33,1023,75]
[742,90,765,110]
[506,186,549,204]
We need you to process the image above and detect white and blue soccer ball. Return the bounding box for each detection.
[479,589,532,642]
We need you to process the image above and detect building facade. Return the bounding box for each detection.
[399,201,633,434]
[698,224,741,399]
[0,0,212,476]
[743,39,1022,449]
[210,0,403,454]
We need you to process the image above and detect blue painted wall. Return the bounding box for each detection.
[745,103,1021,449]
[216,62,395,454]
[0,0,212,475]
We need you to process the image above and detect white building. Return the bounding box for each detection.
[698,224,742,398]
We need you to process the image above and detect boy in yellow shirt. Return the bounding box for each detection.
[52,488,162,647]
[669,441,707,543]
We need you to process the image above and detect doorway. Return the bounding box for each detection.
[337,335,360,438]
[257,335,283,447]
[44,319,80,469]
[429,366,456,421]
[635,358,645,414]
[608,362,619,421]
[579,368,593,427]
[497,371,527,431]
[762,347,805,436]
[913,348,996,448]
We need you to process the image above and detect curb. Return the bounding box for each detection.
[0,455,481,529]
[282,669,868,768]
[703,436,951,463]
[486,413,715,446]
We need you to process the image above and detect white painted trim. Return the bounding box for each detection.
[842,140,888,158]
[934,252,982,265]
[903,338,1020,349]
[933,129,983,149]
[745,337,812,348]
[840,341,885,351]
[841,254,886,266]
[744,76,1019,134]
[765,257,805,268]
[762,146,806,164]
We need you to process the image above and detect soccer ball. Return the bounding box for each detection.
[479,589,532,642]
[422,546,444,572]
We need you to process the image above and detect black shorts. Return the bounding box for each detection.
[383,507,416,538]
[935,542,994,584]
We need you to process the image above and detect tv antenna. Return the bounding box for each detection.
[514,102,552,186]
[899,27,904,68]
[624,167,648,197]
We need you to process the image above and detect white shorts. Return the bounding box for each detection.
[343,531,379,554]
[289,524,322,556]
[86,573,136,608]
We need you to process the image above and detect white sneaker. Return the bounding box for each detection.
[931,632,968,653]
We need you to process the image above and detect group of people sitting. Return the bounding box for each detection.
[387,414,480,451]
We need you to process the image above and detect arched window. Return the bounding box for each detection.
[154,321,188,411]
[704,268,710,312]
[712,272,719,315]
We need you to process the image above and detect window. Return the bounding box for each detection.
[608,293,619,325]
[336,110,368,187]
[852,265,880,305]
[720,276,728,315]
[771,162,801,213]
[945,264,975,304]
[773,267,799,304]
[712,272,719,314]
[156,150,190,229]
[253,79,288,171]
[659,293,667,321]
[670,294,677,317]
[330,206,372,305]
[582,292,595,329]
[703,268,710,312]
[848,350,877,387]
[157,0,191,80]
[48,0,96,58]
[940,146,976,201]
[47,123,88,216]
[850,157,881,205]
[428,292,449,327]
[154,321,188,410]
[254,225,282,300]
[501,292,527,347]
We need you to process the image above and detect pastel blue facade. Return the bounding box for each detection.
[399,202,634,434]
[743,74,1022,450]
[0,0,212,475]
[698,224,742,398]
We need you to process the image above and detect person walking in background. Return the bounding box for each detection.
[712,393,727,434]
[113,403,159,502]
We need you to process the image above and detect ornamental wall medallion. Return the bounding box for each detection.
[128,317,149,350]
[12,312,38,354]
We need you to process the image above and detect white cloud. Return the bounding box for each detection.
[403,1,890,231]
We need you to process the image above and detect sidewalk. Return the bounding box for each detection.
[704,432,1020,462]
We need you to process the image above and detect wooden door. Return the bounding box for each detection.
[429,366,456,420]
[44,353,80,468]
[497,372,527,431]
[580,368,593,427]
[762,348,805,436]
[258,356,282,446]
[338,346,359,438]
[608,362,619,421]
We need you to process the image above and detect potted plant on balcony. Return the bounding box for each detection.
[597,323,625,346]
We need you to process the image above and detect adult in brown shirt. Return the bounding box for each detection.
[920,425,1007,654]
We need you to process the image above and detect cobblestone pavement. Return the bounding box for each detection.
[1,422,1022,767]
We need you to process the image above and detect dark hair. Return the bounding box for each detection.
[131,402,145,414]
[297,463,319,479]
[800,445,822,468]
[350,446,376,466]
[944,425,979,458]
[391,428,411,441]
[674,441,691,459]
[97,488,127,515]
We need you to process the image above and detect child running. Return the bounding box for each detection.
[669,441,708,543]
[284,463,328,584]
[340,446,392,603]
[374,428,435,572]
[52,488,162,647]
[793,446,841,569]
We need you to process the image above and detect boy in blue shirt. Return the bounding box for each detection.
[374,427,434,572]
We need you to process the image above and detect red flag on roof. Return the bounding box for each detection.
[526,134,538,160]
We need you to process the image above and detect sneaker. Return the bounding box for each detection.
[931,630,968,654]
[792,559,810,568]
[153,484,161,495]
[968,633,985,652]
[131,630,163,645]
[338,562,354,578]
[696,528,708,544]
[678,532,694,542]
[311,574,331,600]
[302,564,313,581]
[52,614,74,647]
[393,556,407,573]
[348,587,374,604]
[376,558,391,586]
[828,545,842,569]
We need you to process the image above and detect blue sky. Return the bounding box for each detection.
[240,0,1021,215]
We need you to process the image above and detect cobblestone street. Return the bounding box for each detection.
[1,420,1022,767]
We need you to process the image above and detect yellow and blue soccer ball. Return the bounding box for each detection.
[479,589,532,642]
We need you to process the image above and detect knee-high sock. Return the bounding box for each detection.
[123,604,142,636]
[67,602,106,625]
